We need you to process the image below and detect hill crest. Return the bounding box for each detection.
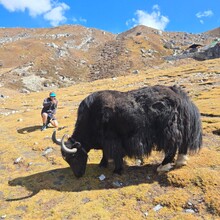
[0,25,219,93]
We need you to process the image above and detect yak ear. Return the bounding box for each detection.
[152,101,165,110]
[73,142,81,148]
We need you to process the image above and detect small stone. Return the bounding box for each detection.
[132,70,139,74]
[112,181,123,187]
[198,199,204,203]
[143,211,148,217]
[21,89,30,94]
[146,175,151,180]
[99,174,106,181]
[14,157,23,164]
[28,162,33,167]
[42,147,53,156]
[135,159,142,166]
[187,202,193,206]
[82,197,90,204]
[185,209,195,213]
[153,204,163,212]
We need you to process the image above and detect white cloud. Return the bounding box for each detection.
[44,3,70,26]
[0,0,51,16]
[0,0,70,26]
[127,4,169,30]
[196,10,214,18]
[72,17,87,24]
[200,20,204,24]
[152,5,160,11]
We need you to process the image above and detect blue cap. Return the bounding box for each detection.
[49,92,56,97]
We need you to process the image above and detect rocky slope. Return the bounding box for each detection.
[0,25,219,93]
[204,27,220,38]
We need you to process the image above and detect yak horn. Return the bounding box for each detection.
[61,134,78,154]
[52,130,61,145]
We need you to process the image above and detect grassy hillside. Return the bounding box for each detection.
[0,58,220,219]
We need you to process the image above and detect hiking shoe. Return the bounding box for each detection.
[41,125,47,131]
[46,123,51,128]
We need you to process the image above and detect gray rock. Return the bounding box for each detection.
[42,147,53,156]
[99,174,106,181]
[14,157,23,164]
[185,208,195,213]
[153,204,163,212]
[143,211,148,217]
[193,42,220,60]
[82,197,90,204]
[112,181,123,187]
[132,70,139,74]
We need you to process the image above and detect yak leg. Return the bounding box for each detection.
[112,143,124,175]
[99,151,108,168]
[157,117,180,173]
[101,143,123,174]
[176,154,188,167]
[113,154,124,175]
[103,131,124,174]
[157,147,177,173]
[175,144,189,167]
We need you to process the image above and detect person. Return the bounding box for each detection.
[41,91,58,131]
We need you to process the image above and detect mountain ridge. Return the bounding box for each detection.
[0,25,219,93]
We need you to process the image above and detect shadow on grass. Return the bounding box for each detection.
[213,129,220,136]
[7,163,170,201]
[17,125,65,134]
[17,125,42,134]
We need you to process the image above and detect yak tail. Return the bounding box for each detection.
[170,85,203,154]
[187,101,203,153]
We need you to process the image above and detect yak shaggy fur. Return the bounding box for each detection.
[59,85,202,177]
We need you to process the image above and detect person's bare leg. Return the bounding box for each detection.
[42,113,48,124]
[41,113,49,131]
[50,119,58,128]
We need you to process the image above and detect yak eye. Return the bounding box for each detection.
[61,151,76,161]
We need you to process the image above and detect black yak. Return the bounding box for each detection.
[52,85,202,177]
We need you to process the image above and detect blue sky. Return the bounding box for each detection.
[0,0,219,34]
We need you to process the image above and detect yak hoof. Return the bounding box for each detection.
[176,154,188,167]
[113,168,123,175]
[99,160,108,168]
[135,158,144,166]
[157,163,173,173]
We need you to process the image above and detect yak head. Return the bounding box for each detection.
[52,130,88,177]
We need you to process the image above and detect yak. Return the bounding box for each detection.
[52,85,202,177]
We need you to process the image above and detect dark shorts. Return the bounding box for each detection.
[46,114,56,124]
[42,111,56,123]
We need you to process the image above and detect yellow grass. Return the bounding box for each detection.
[0,58,220,219]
